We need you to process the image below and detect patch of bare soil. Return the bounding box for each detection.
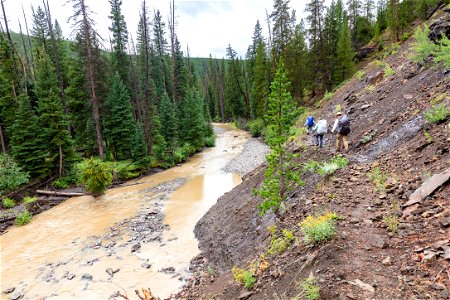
[176,9,450,300]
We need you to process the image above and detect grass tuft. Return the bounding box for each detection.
[15,210,32,226]
[299,212,338,245]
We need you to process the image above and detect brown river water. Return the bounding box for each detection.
[0,124,249,299]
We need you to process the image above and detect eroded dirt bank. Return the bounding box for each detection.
[177,10,449,300]
[0,124,270,300]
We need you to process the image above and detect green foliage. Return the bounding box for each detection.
[355,70,365,81]
[360,130,378,144]
[334,14,355,83]
[334,104,342,114]
[0,155,29,196]
[15,210,32,226]
[424,104,450,123]
[323,91,334,101]
[434,33,450,68]
[423,130,433,143]
[410,25,437,64]
[317,155,349,176]
[103,72,136,160]
[247,118,265,137]
[384,64,395,77]
[267,225,296,256]
[23,196,37,204]
[303,160,320,173]
[383,215,398,233]
[204,135,216,147]
[299,212,338,245]
[300,276,321,300]
[78,158,113,196]
[2,197,16,209]
[369,167,387,193]
[400,32,411,42]
[255,59,303,216]
[232,267,257,290]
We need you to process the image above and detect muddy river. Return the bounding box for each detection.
[0,124,254,299]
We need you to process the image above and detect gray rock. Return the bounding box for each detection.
[9,293,24,300]
[81,273,93,281]
[403,168,450,207]
[106,268,114,276]
[3,287,15,294]
[238,291,253,300]
[372,237,388,249]
[67,273,76,280]
[141,263,151,269]
[432,283,446,291]
[382,256,392,266]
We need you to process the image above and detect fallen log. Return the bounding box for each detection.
[35,190,85,197]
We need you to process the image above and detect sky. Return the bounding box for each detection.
[2,0,313,58]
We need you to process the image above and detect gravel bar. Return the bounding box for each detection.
[221,138,270,176]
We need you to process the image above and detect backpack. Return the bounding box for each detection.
[316,120,328,135]
[307,116,315,127]
[338,115,351,135]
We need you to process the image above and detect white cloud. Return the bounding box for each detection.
[3,0,312,58]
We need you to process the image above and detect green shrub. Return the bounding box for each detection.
[369,167,387,192]
[360,130,378,144]
[267,225,296,256]
[423,130,433,143]
[182,143,196,156]
[204,135,216,147]
[424,104,450,123]
[400,32,411,42]
[434,34,450,68]
[0,155,29,196]
[232,267,256,290]
[383,215,398,233]
[247,119,265,137]
[300,276,321,300]
[356,70,365,81]
[303,160,320,173]
[173,147,187,164]
[2,197,16,208]
[323,91,333,101]
[410,25,437,64]
[374,59,385,68]
[384,64,395,77]
[15,210,32,225]
[299,212,338,245]
[78,158,113,196]
[23,196,37,204]
[317,155,349,176]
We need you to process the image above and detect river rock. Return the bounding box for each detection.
[81,273,93,281]
[9,293,23,300]
[106,268,114,276]
[372,237,388,249]
[141,262,151,269]
[131,243,141,253]
[161,267,175,274]
[3,287,15,294]
[67,273,76,280]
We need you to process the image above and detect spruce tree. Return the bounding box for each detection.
[158,92,178,150]
[255,59,301,215]
[34,48,76,176]
[270,0,292,62]
[181,88,206,149]
[10,94,48,177]
[131,123,149,165]
[334,14,355,84]
[108,0,130,87]
[252,42,269,119]
[103,72,136,160]
[225,45,245,119]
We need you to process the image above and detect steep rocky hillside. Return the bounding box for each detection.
[177,6,450,300]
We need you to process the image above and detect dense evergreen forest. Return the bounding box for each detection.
[0,0,447,193]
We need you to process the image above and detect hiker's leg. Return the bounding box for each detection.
[319,135,324,148]
[315,134,319,146]
[336,134,342,151]
[343,135,349,151]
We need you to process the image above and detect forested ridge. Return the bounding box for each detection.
[0,0,448,192]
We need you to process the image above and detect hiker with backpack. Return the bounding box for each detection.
[331,112,351,152]
[304,115,315,135]
[313,118,328,149]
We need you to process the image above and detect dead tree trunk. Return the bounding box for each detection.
[22,5,35,77]
[0,123,6,154]
[80,0,104,160]
[142,1,153,156]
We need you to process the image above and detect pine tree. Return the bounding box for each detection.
[34,47,76,176]
[270,0,292,62]
[131,122,149,164]
[10,94,48,177]
[181,88,206,148]
[225,45,246,119]
[31,6,49,52]
[252,42,269,119]
[153,9,169,97]
[158,92,178,150]
[255,59,301,215]
[334,14,356,83]
[387,0,401,40]
[103,72,136,160]
[108,0,130,87]
[173,37,187,105]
